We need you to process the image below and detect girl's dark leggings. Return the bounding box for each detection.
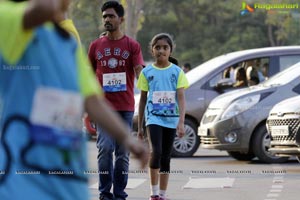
[147,124,176,173]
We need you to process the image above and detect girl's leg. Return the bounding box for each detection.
[159,173,169,195]
[147,125,163,197]
[159,127,176,197]
[150,168,159,195]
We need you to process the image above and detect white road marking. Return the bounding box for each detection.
[269,189,282,193]
[271,185,283,189]
[89,178,146,189]
[267,193,279,198]
[183,177,234,189]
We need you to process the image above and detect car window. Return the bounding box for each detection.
[209,57,270,90]
[264,61,300,86]
[292,83,300,94]
[186,54,237,85]
[279,55,300,71]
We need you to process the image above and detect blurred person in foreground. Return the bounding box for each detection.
[0,1,148,200]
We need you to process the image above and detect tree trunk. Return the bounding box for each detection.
[124,0,144,39]
[268,25,276,46]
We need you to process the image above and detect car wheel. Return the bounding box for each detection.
[227,151,255,161]
[252,125,288,163]
[172,118,200,157]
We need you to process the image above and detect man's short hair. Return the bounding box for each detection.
[101,1,125,17]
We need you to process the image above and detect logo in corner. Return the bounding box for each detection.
[240,2,255,15]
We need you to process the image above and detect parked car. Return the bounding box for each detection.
[199,61,300,163]
[132,46,300,157]
[267,95,300,162]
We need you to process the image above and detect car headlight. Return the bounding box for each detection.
[221,94,261,120]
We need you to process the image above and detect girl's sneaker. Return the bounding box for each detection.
[149,195,160,200]
[159,197,167,200]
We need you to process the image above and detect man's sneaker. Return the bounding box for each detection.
[159,196,167,200]
[99,195,112,200]
[149,195,160,200]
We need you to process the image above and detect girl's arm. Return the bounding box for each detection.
[137,91,147,140]
[177,87,186,138]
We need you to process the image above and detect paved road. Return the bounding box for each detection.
[87,141,300,200]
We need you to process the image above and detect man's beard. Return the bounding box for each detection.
[104,23,116,32]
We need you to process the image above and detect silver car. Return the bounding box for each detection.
[132,46,300,157]
[199,61,300,163]
[267,95,300,161]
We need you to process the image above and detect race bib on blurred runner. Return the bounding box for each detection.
[30,87,84,150]
[103,72,126,92]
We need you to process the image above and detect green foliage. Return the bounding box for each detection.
[69,0,104,50]
[70,0,300,67]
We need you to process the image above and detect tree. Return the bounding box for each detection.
[69,0,300,66]
[121,0,145,39]
[70,0,144,49]
[69,0,104,49]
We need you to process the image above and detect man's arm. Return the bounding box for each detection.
[134,64,143,79]
[88,43,97,72]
